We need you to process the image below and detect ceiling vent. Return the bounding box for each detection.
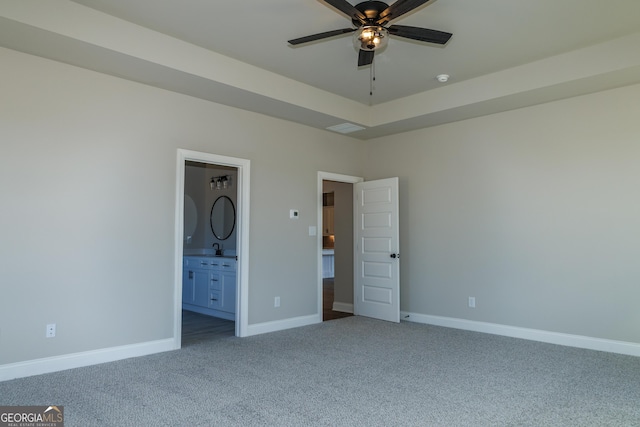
[326,123,366,134]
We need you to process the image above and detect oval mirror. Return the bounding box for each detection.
[183,195,197,238]
[210,195,236,240]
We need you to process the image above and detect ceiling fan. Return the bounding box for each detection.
[288,0,453,66]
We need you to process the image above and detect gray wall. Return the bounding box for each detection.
[2,44,640,370]
[364,83,640,343]
[0,47,363,365]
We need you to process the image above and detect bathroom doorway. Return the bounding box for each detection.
[182,161,237,344]
[174,149,250,348]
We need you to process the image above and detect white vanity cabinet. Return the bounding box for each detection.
[182,256,236,321]
[322,249,335,278]
[182,265,208,307]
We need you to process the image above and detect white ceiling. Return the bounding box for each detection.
[2,0,640,138]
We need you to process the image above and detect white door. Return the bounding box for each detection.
[354,177,400,323]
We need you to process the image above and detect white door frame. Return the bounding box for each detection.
[317,172,363,320]
[174,149,251,347]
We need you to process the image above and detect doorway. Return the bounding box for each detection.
[317,172,401,324]
[182,162,237,344]
[318,172,363,321]
[174,149,250,349]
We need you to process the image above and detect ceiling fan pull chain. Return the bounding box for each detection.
[370,58,375,98]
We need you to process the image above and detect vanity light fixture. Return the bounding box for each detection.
[210,175,232,190]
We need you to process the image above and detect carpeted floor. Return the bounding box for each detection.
[1,316,639,426]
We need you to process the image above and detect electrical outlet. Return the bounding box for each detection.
[46,323,56,338]
[468,297,476,308]
[274,296,280,308]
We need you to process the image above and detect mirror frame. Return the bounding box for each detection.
[210,195,236,240]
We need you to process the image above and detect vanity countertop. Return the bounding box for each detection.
[183,253,236,259]
[322,249,334,255]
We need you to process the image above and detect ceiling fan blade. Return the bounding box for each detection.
[388,25,452,44]
[288,28,356,45]
[377,0,431,24]
[358,49,375,66]
[323,0,367,23]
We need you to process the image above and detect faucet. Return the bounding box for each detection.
[212,243,222,256]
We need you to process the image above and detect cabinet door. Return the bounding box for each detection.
[220,271,236,314]
[182,268,196,304]
[193,269,210,308]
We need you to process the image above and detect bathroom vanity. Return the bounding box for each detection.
[182,255,236,320]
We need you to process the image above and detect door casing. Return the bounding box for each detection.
[175,149,251,347]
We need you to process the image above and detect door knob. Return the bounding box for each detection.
[390,253,399,259]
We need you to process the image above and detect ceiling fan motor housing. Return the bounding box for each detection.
[351,1,391,51]
[351,1,390,26]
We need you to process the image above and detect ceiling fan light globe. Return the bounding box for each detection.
[353,26,388,52]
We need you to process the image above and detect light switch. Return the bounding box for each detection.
[309,226,317,236]
[289,209,299,219]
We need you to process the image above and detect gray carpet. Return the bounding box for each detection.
[1,316,639,426]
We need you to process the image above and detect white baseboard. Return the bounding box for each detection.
[401,311,640,357]
[332,302,353,313]
[245,314,320,337]
[2,314,320,381]
[7,312,635,381]
[0,338,177,382]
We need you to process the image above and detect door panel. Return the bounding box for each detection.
[363,285,393,304]
[362,211,392,228]
[362,261,392,278]
[354,177,400,323]
[362,237,392,253]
